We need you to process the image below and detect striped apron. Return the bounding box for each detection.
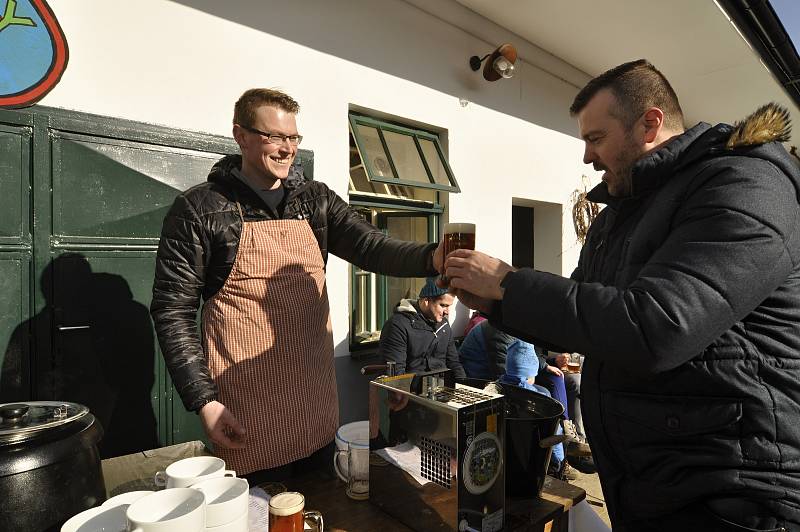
[201,203,338,474]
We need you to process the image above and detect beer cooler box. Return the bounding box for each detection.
[368,370,506,532]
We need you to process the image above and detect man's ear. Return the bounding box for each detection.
[232,124,246,151]
[642,108,664,143]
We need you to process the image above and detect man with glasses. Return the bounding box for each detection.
[151,88,440,484]
[442,60,800,530]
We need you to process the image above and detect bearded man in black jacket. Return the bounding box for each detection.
[442,60,800,531]
[151,88,440,484]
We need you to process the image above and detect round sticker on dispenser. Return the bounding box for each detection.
[462,431,502,495]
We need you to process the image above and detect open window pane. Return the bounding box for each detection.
[419,138,452,187]
[383,131,430,185]
[354,124,395,178]
[392,185,437,203]
[350,114,459,192]
[349,165,376,194]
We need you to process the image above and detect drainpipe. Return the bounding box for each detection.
[717,0,800,108]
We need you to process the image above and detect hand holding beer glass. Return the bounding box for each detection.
[440,223,476,286]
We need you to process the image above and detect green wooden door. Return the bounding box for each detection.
[0,122,32,404]
[0,106,313,456]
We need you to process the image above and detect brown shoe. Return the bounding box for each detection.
[563,420,592,457]
[566,440,592,458]
[560,462,578,481]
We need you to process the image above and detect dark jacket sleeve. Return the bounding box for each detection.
[378,316,409,375]
[324,187,438,277]
[444,328,466,379]
[498,160,800,376]
[483,323,512,379]
[150,195,217,412]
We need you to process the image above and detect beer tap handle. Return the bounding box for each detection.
[360,364,389,376]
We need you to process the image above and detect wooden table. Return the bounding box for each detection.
[285,474,585,532]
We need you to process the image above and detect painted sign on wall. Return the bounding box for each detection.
[0,0,68,108]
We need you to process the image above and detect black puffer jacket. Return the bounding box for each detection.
[495,105,800,527]
[378,299,466,379]
[151,155,437,412]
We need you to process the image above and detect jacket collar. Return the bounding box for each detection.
[395,298,447,331]
[207,154,308,194]
[586,122,712,205]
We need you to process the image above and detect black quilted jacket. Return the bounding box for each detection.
[151,154,437,412]
[495,106,800,527]
[377,299,466,379]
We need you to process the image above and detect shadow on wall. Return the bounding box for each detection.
[0,253,159,459]
[335,337,375,425]
[171,0,582,137]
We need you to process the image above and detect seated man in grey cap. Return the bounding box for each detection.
[378,277,466,379]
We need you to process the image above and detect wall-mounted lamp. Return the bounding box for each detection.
[469,43,517,81]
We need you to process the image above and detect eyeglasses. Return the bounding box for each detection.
[240,125,303,146]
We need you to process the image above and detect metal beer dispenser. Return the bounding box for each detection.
[369,368,506,532]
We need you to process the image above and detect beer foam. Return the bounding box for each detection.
[443,222,475,233]
[269,491,305,516]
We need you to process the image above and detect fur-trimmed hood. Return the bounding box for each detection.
[726,102,791,149]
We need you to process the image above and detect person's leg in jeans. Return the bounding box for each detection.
[564,372,585,440]
[537,373,569,419]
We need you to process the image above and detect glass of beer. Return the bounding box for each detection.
[566,353,583,373]
[268,492,324,532]
[441,222,476,286]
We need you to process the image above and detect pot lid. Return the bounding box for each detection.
[0,401,89,442]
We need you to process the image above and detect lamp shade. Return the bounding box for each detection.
[483,43,518,81]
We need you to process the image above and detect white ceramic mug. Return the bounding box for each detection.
[153,456,235,488]
[192,476,249,528]
[204,509,248,532]
[126,488,205,531]
[61,505,128,532]
[101,490,154,508]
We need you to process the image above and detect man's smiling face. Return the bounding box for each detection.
[235,105,298,188]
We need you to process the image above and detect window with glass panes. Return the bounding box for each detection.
[347,112,459,350]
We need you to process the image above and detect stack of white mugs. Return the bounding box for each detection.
[61,456,249,532]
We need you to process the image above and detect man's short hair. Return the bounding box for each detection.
[233,88,300,128]
[570,59,684,131]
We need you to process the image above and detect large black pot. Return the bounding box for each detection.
[0,401,106,532]
[460,379,564,499]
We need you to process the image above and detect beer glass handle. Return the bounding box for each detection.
[333,449,348,483]
[304,510,324,532]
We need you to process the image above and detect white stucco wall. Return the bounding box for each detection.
[42,0,596,355]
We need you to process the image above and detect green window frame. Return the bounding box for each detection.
[349,204,440,352]
[349,113,460,193]
[348,111,456,353]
